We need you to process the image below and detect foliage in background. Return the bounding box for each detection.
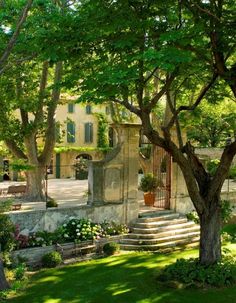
[187,200,234,226]
[222,225,236,243]
[181,101,236,148]
[206,159,221,176]
[54,146,110,154]
[9,159,34,172]
[207,159,236,179]
[95,113,109,148]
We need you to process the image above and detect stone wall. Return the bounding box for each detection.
[9,203,138,233]
[174,190,236,215]
[195,148,236,164]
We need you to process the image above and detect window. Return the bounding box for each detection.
[55,122,61,142]
[84,122,93,143]
[85,104,92,114]
[68,103,74,113]
[67,122,75,143]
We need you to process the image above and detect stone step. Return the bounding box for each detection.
[132,218,188,229]
[137,213,181,223]
[131,221,197,234]
[120,236,200,251]
[138,209,175,218]
[120,231,200,245]
[125,225,200,239]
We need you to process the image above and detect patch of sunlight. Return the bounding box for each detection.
[137,291,172,303]
[113,288,133,296]
[105,259,127,267]
[106,282,132,296]
[38,276,62,283]
[44,299,61,303]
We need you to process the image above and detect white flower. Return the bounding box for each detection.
[69,216,75,220]
[63,224,67,227]
[72,222,75,225]
[77,232,80,236]
[64,234,69,238]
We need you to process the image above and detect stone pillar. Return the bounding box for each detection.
[88,124,141,224]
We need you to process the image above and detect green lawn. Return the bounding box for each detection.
[7,244,236,303]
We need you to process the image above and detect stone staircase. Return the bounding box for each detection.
[120,210,200,252]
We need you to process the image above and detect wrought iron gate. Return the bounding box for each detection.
[153,146,171,209]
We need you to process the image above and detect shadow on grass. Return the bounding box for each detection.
[7,248,236,303]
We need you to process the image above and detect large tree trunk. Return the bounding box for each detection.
[26,166,45,201]
[199,203,222,265]
[0,259,9,291]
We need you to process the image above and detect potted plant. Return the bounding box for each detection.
[74,158,88,180]
[139,173,158,206]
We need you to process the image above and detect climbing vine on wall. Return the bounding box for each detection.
[95,113,109,148]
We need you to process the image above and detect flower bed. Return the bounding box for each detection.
[14,217,128,250]
[11,217,128,266]
[11,236,124,267]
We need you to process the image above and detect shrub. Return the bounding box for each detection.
[103,242,120,256]
[157,256,236,288]
[46,199,58,208]
[42,251,62,268]
[186,211,199,224]
[221,200,234,224]
[187,200,234,226]
[139,173,158,193]
[62,218,103,242]
[28,231,55,248]
[100,221,129,236]
[14,263,26,280]
[0,201,16,252]
[222,224,236,243]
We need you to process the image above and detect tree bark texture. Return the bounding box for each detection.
[26,166,45,201]
[199,204,222,264]
[0,259,9,291]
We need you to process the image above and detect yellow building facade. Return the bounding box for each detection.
[50,98,111,179]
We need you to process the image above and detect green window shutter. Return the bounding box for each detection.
[55,123,60,142]
[85,123,93,143]
[67,122,75,143]
[68,103,74,113]
[85,105,92,114]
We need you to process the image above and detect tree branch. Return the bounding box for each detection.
[165,73,218,130]
[0,0,33,75]
[111,98,141,116]
[144,67,159,84]
[147,72,176,111]
[34,61,49,126]
[39,61,63,164]
[4,139,26,159]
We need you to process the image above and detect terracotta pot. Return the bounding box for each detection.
[144,192,155,206]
